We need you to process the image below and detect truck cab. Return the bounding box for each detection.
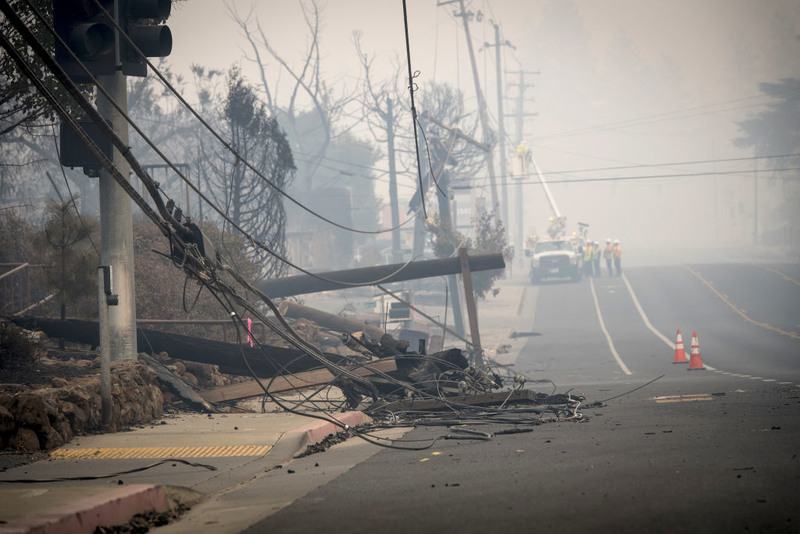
[529,239,583,284]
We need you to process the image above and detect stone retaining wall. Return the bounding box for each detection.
[0,360,163,451]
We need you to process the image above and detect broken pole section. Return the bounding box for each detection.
[258,253,505,298]
[278,301,385,340]
[199,358,398,404]
[459,247,483,366]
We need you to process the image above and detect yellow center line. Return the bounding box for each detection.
[757,265,800,287]
[655,397,713,404]
[651,394,712,400]
[683,266,800,341]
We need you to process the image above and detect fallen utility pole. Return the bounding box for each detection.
[278,301,386,340]
[199,358,398,403]
[258,253,505,298]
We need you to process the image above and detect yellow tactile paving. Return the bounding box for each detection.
[50,445,271,460]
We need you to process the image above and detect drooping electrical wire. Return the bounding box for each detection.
[401,0,428,219]
[78,0,417,237]
[14,0,423,289]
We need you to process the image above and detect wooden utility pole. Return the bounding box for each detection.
[505,69,539,254]
[386,98,402,264]
[440,0,499,219]
[484,21,514,242]
[419,111,493,338]
[458,247,483,366]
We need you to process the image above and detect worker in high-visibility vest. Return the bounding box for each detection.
[592,240,602,276]
[613,239,622,276]
[603,239,614,276]
[583,241,594,277]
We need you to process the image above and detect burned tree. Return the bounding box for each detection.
[354,33,414,264]
[194,67,295,279]
[33,197,98,329]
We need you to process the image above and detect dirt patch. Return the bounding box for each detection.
[0,353,96,387]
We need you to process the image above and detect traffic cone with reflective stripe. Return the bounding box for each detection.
[673,329,688,363]
[687,332,705,370]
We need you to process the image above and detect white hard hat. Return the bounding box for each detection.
[614,239,620,244]
[606,238,611,243]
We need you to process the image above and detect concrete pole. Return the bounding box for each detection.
[97,267,113,431]
[386,98,402,264]
[97,72,137,360]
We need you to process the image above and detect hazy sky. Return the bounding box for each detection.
[164,1,800,247]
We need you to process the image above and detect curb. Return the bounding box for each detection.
[0,484,167,534]
[285,410,370,455]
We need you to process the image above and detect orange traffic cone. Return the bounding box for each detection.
[673,329,688,364]
[687,332,705,370]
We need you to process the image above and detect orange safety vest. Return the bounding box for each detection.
[614,245,622,259]
[603,245,613,260]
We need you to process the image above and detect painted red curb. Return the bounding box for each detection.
[287,411,369,449]
[0,484,167,534]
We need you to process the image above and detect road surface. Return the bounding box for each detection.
[237,262,800,534]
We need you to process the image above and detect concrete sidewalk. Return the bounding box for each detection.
[0,410,368,534]
[0,269,537,534]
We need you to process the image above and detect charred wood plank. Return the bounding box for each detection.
[139,354,216,413]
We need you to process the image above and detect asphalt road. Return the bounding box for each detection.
[239,262,800,534]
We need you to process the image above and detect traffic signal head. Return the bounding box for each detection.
[120,0,173,77]
[54,0,116,82]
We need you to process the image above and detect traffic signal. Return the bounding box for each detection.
[119,0,173,77]
[54,0,116,82]
[59,118,114,176]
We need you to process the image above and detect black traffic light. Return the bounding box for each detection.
[54,0,116,82]
[119,0,173,77]
[59,118,114,176]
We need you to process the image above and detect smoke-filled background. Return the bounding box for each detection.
[159,0,799,261]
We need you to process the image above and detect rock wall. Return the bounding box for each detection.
[0,360,163,451]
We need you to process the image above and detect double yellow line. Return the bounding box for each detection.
[683,266,800,341]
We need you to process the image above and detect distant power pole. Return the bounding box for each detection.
[483,22,515,244]
[440,0,500,223]
[386,98,403,264]
[505,69,539,252]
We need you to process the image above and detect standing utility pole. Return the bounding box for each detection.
[97,72,137,361]
[386,98,402,264]
[484,22,514,242]
[441,0,499,220]
[505,69,539,253]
